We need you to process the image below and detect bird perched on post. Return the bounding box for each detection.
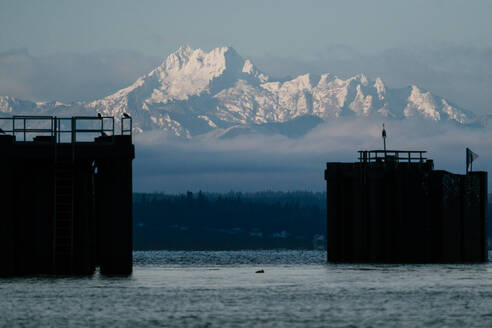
[100,131,107,137]
[123,113,130,119]
[97,113,102,118]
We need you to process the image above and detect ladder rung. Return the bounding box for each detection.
[56,225,72,230]
[55,215,73,218]
[55,253,72,257]
[56,200,73,203]
[56,227,73,230]
[55,242,72,245]
[56,222,72,227]
[55,242,72,246]
[56,204,73,209]
[55,223,73,227]
[56,198,72,202]
[55,247,72,251]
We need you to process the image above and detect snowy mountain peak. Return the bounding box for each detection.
[374,77,386,100]
[242,59,269,83]
[357,73,369,86]
[242,59,255,74]
[158,46,241,75]
[0,46,480,139]
[133,46,268,104]
[163,45,194,70]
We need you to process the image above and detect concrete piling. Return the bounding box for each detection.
[0,116,135,276]
[325,151,488,263]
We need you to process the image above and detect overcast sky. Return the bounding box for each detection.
[1,1,492,115]
[1,0,492,57]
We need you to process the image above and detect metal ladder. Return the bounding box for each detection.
[53,155,74,274]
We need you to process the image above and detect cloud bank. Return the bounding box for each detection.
[133,118,492,193]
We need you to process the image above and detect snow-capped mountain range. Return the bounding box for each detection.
[0,46,480,138]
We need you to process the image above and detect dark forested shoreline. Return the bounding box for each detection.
[133,191,326,250]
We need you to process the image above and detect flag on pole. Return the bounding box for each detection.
[466,148,479,173]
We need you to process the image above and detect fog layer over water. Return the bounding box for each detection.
[1,250,492,327]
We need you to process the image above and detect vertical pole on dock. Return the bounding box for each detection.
[382,124,387,159]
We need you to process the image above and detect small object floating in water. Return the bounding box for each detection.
[255,269,264,273]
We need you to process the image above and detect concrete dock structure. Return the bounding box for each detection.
[325,150,487,263]
[0,116,134,276]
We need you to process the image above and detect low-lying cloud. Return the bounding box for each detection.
[133,118,492,193]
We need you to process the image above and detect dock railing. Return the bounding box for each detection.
[358,150,427,164]
[0,115,132,142]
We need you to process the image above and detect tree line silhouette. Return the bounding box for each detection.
[133,191,326,250]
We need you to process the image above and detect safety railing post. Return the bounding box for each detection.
[71,118,76,143]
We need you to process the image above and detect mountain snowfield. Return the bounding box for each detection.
[0,46,480,139]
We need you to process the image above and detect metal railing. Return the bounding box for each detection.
[121,116,132,136]
[0,116,54,141]
[358,150,427,164]
[0,115,132,142]
[65,116,114,143]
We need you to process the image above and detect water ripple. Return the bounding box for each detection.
[0,250,491,327]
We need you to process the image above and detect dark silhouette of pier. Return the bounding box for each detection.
[0,115,134,276]
[325,150,488,263]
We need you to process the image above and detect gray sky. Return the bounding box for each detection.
[1,0,492,113]
[1,1,492,115]
[1,0,492,58]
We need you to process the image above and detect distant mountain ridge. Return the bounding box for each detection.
[0,46,483,138]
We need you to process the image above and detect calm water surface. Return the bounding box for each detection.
[1,250,492,327]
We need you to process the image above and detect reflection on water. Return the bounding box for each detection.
[1,250,492,327]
